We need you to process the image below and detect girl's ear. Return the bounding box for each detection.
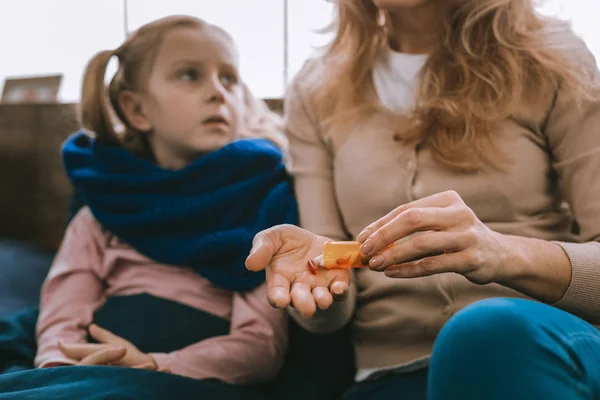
[117,90,153,132]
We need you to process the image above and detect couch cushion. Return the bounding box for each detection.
[0,240,53,317]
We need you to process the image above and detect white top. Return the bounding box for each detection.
[371,46,428,114]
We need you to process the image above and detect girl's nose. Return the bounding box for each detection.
[208,91,225,104]
[206,76,226,104]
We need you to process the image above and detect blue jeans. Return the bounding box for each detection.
[428,298,600,400]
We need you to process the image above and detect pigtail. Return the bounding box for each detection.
[80,50,120,145]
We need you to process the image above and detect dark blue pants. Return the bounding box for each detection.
[343,368,428,400]
[0,295,355,399]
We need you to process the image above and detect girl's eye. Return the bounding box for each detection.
[180,68,199,82]
[220,73,237,86]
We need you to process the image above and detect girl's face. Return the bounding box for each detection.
[135,26,244,169]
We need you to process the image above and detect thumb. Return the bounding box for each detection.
[246,228,281,272]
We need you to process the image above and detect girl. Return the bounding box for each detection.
[246,0,600,399]
[34,15,297,386]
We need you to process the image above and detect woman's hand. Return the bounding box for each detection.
[357,190,514,285]
[59,324,168,372]
[245,224,352,318]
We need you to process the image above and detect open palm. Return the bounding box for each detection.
[246,224,351,317]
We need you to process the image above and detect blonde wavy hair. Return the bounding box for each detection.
[80,15,285,160]
[307,0,596,171]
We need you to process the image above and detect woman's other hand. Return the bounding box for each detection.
[357,190,514,285]
[246,224,352,318]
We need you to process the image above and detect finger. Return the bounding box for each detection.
[360,206,466,257]
[330,281,349,301]
[134,362,158,370]
[383,252,467,279]
[266,272,292,309]
[89,324,130,346]
[246,230,278,272]
[356,190,462,243]
[369,231,472,271]
[158,367,171,373]
[290,282,317,318]
[312,287,333,310]
[328,270,351,301]
[78,347,126,366]
[59,342,111,360]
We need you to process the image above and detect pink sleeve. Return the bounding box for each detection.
[34,209,107,368]
[151,283,288,384]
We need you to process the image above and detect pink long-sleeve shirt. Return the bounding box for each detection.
[34,207,288,384]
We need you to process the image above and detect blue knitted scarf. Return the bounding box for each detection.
[62,131,297,291]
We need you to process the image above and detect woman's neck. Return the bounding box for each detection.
[386,3,450,54]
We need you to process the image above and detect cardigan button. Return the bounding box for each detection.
[404,159,416,172]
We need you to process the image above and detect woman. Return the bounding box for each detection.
[246,0,600,399]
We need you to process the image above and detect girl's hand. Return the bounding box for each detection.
[245,224,352,318]
[59,324,169,372]
[357,190,513,285]
[58,342,130,367]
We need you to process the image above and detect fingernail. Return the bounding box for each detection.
[369,256,383,269]
[360,240,373,255]
[332,286,343,295]
[384,268,400,277]
[356,229,370,243]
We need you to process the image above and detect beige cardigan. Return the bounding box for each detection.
[284,37,600,371]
